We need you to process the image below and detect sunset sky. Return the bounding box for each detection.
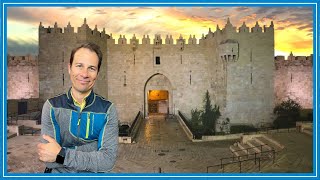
[7,6,313,58]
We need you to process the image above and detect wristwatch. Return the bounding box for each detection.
[56,147,66,164]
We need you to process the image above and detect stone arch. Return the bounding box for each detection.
[143,73,174,117]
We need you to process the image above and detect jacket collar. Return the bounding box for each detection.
[66,88,95,109]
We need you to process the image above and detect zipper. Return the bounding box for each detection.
[85,113,90,138]
[77,113,81,139]
[91,115,94,135]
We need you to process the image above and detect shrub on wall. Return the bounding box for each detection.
[230,125,257,134]
[273,98,302,128]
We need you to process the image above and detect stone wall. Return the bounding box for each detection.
[274,54,313,109]
[7,55,39,100]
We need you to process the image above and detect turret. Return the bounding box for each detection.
[130,34,139,50]
[64,22,74,33]
[218,39,239,62]
[239,22,249,33]
[251,21,262,33]
[176,34,185,50]
[223,18,236,33]
[154,34,162,49]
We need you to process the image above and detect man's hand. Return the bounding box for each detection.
[37,135,62,162]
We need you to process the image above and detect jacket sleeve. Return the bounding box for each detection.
[63,104,119,172]
[40,100,64,169]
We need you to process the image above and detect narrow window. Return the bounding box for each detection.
[190,70,192,85]
[63,73,65,86]
[291,73,293,82]
[27,73,30,83]
[250,66,253,84]
[180,55,182,64]
[155,56,160,65]
[124,71,127,86]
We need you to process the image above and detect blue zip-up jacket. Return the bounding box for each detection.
[40,88,119,173]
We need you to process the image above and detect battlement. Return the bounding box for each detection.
[275,52,313,67]
[39,18,274,45]
[7,54,38,66]
[39,18,110,39]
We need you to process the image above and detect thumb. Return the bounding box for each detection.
[42,134,55,143]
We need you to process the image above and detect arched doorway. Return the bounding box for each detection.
[144,73,173,117]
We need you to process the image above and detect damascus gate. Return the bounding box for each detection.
[38,18,276,128]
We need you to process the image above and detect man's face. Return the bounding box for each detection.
[68,48,99,95]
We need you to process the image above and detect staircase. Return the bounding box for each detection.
[207,134,285,173]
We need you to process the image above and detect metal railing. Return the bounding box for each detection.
[207,148,276,173]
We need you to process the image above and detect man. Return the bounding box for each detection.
[37,43,118,173]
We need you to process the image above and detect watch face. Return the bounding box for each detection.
[56,154,65,164]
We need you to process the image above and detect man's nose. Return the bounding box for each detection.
[80,68,89,77]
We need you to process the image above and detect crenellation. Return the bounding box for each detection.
[176,34,185,50]
[165,35,174,45]
[239,22,249,33]
[264,21,274,33]
[275,53,313,68]
[188,35,197,45]
[251,21,263,33]
[7,54,38,66]
[64,22,74,33]
[118,35,127,44]
[142,35,151,45]
[154,34,162,45]
[130,34,139,50]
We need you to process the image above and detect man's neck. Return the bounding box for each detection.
[71,88,90,104]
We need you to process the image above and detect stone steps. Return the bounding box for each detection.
[221,134,285,173]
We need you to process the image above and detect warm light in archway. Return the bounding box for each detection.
[148,90,168,101]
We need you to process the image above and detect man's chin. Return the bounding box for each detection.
[74,87,91,94]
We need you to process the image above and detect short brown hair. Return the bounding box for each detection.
[69,43,103,72]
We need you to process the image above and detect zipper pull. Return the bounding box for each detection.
[77,117,81,126]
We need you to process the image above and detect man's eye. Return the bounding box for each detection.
[89,67,97,71]
[75,64,82,67]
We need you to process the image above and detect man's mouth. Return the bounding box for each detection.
[77,79,90,84]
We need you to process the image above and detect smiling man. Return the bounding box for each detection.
[37,43,119,173]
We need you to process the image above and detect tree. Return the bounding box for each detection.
[191,108,202,131]
[273,98,302,128]
[201,90,221,135]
